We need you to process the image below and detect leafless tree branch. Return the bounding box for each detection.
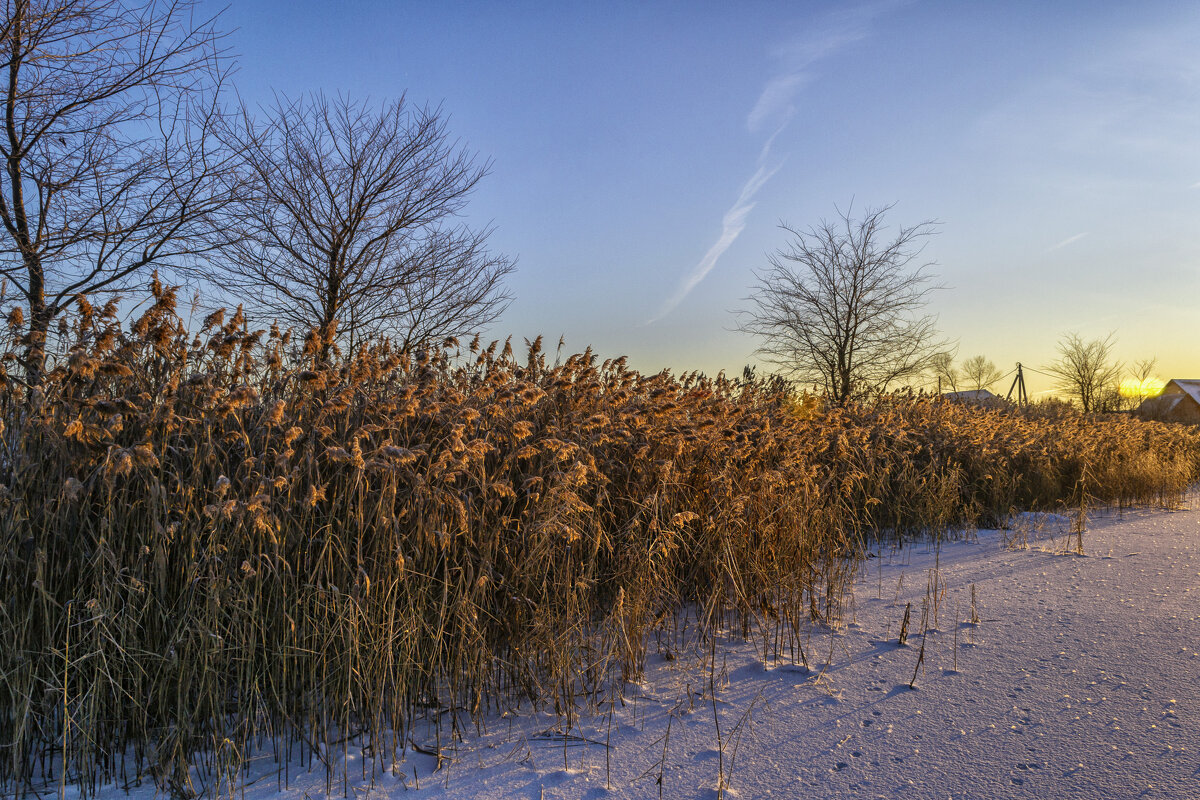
[738,204,950,404]
[1043,332,1122,413]
[960,355,1003,392]
[0,0,234,382]
[928,351,958,393]
[204,92,514,360]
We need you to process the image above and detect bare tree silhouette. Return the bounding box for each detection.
[960,355,1003,392]
[1043,332,1122,413]
[740,204,949,404]
[208,93,513,359]
[0,0,233,382]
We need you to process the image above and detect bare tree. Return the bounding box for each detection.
[739,205,949,404]
[960,355,1003,392]
[208,93,513,359]
[929,351,958,393]
[1119,356,1159,411]
[1043,332,1123,413]
[1129,357,1157,386]
[0,0,231,383]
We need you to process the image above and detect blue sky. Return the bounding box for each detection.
[218,1,1200,394]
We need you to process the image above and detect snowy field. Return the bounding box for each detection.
[84,504,1199,800]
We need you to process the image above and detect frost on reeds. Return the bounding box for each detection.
[1,285,1198,797]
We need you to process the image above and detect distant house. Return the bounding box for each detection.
[942,388,1003,406]
[1136,380,1200,424]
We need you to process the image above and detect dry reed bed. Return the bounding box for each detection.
[1,286,1198,797]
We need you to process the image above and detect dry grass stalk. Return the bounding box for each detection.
[0,287,1197,797]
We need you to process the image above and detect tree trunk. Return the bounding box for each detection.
[23,308,49,386]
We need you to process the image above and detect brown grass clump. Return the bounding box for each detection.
[1,285,1197,797]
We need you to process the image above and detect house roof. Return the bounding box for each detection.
[1136,380,1200,417]
[943,389,1000,402]
[1166,380,1200,406]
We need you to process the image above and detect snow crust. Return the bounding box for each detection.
[80,505,1200,800]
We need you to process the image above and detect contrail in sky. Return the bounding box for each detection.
[648,143,782,325]
[1046,232,1089,252]
[649,1,904,324]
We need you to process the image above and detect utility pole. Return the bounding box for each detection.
[1006,362,1028,406]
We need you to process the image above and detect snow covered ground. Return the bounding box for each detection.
[88,504,1200,800]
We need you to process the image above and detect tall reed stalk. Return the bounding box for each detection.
[1,284,1197,797]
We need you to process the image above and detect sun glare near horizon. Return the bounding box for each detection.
[1119,377,1166,399]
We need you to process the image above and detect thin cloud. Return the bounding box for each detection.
[746,6,886,134]
[1046,232,1089,252]
[651,1,902,324]
[746,73,810,134]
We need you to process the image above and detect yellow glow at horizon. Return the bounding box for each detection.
[1118,377,1166,399]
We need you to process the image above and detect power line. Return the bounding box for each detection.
[1022,365,1058,380]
